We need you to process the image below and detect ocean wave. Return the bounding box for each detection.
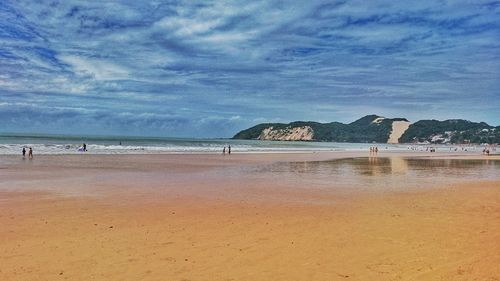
[0,143,348,154]
[0,137,479,155]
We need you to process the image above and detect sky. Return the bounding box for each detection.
[0,0,499,137]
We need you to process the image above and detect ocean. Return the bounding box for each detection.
[0,133,480,155]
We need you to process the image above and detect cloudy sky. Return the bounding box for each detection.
[1,0,499,137]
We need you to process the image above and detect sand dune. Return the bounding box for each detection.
[388,121,411,143]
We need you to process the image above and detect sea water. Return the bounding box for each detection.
[0,133,482,155]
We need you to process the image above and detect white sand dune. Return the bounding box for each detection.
[388,121,411,143]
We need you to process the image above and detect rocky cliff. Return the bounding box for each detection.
[258,126,314,141]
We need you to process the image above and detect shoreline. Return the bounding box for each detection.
[1,137,496,156]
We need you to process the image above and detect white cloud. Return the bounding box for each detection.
[59,55,130,81]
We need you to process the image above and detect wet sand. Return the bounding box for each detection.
[1,152,499,280]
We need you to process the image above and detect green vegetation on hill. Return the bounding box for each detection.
[399,119,498,144]
[233,115,499,144]
[233,115,409,143]
[231,123,279,140]
[344,115,409,143]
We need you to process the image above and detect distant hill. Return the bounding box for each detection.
[399,119,499,144]
[233,115,499,144]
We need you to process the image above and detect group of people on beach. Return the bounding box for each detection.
[407,146,437,152]
[21,143,88,158]
[369,146,378,155]
[481,145,497,156]
[22,147,33,159]
[222,145,231,155]
[405,145,497,155]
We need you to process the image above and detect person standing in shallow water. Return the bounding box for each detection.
[228,145,231,155]
[28,147,33,159]
[22,147,26,158]
[222,146,226,155]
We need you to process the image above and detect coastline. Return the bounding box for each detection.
[1,152,499,280]
[1,132,495,155]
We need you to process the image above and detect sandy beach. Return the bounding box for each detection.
[1,152,499,280]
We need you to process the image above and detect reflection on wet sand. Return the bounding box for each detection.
[259,157,499,190]
[338,157,498,176]
[292,157,498,176]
